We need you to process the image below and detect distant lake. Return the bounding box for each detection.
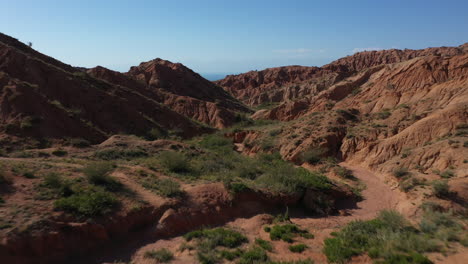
[201,73,232,81]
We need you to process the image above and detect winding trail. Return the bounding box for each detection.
[277,163,403,263]
[295,163,400,228]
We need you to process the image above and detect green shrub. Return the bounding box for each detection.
[146,127,166,141]
[254,162,331,194]
[378,210,409,230]
[94,148,148,160]
[375,109,392,120]
[184,228,248,264]
[270,259,314,264]
[52,149,68,157]
[144,248,173,263]
[400,177,422,192]
[219,248,244,261]
[440,170,455,178]
[323,210,440,264]
[260,137,276,151]
[142,177,183,197]
[334,166,354,179]
[289,243,308,253]
[255,238,273,252]
[300,148,326,164]
[269,224,308,243]
[238,247,269,264]
[393,167,409,178]
[199,134,232,150]
[54,189,119,217]
[225,181,249,193]
[432,181,450,198]
[37,173,74,199]
[43,172,63,189]
[324,237,360,263]
[184,228,248,248]
[70,138,91,148]
[83,162,121,192]
[159,151,192,173]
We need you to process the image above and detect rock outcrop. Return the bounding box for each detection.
[222,44,468,178]
[0,32,250,149]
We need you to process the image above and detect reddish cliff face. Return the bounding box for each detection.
[88,59,250,129]
[225,44,468,178]
[215,66,345,106]
[216,44,468,107]
[0,33,212,146]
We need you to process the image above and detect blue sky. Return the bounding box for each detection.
[1,0,467,75]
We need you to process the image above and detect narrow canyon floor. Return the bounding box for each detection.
[67,163,459,264]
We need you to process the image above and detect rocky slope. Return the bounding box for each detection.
[222,44,468,207]
[89,59,250,129]
[217,44,468,107]
[0,33,249,151]
[0,33,214,147]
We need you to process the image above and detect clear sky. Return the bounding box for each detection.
[2,0,467,75]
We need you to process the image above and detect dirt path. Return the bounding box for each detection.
[276,163,403,263]
[294,163,400,227]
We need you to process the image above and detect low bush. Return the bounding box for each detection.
[199,134,232,150]
[269,224,309,243]
[142,177,183,197]
[94,148,148,160]
[184,228,248,264]
[238,247,269,264]
[159,151,192,174]
[334,166,354,179]
[393,167,409,178]
[289,243,308,253]
[400,177,422,192]
[220,248,244,261]
[52,149,68,157]
[254,162,331,194]
[70,138,91,148]
[432,180,450,198]
[83,162,122,192]
[300,148,326,164]
[43,172,63,189]
[144,248,173,263]
[375,109,392,120]
[440,170,455,178]
[323,210,437,264]
[255,238,273,252]
[54,188,119,217]
[146,127,166,141]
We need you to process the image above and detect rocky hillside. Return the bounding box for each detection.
[221,44,468,193]
[0,33,248,150]
[89,59,250,129]
[217,44,468,107]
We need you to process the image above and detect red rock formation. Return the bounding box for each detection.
[224,44,468,178]
[217,44,468,107]
[88,60,250,129]
[1,32,252,148]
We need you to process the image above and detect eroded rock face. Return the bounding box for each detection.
[0,182,352,264]
[217,44,467,107]
[224,44,468,177]
[88,59,250,129]
[0,33,212,146]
